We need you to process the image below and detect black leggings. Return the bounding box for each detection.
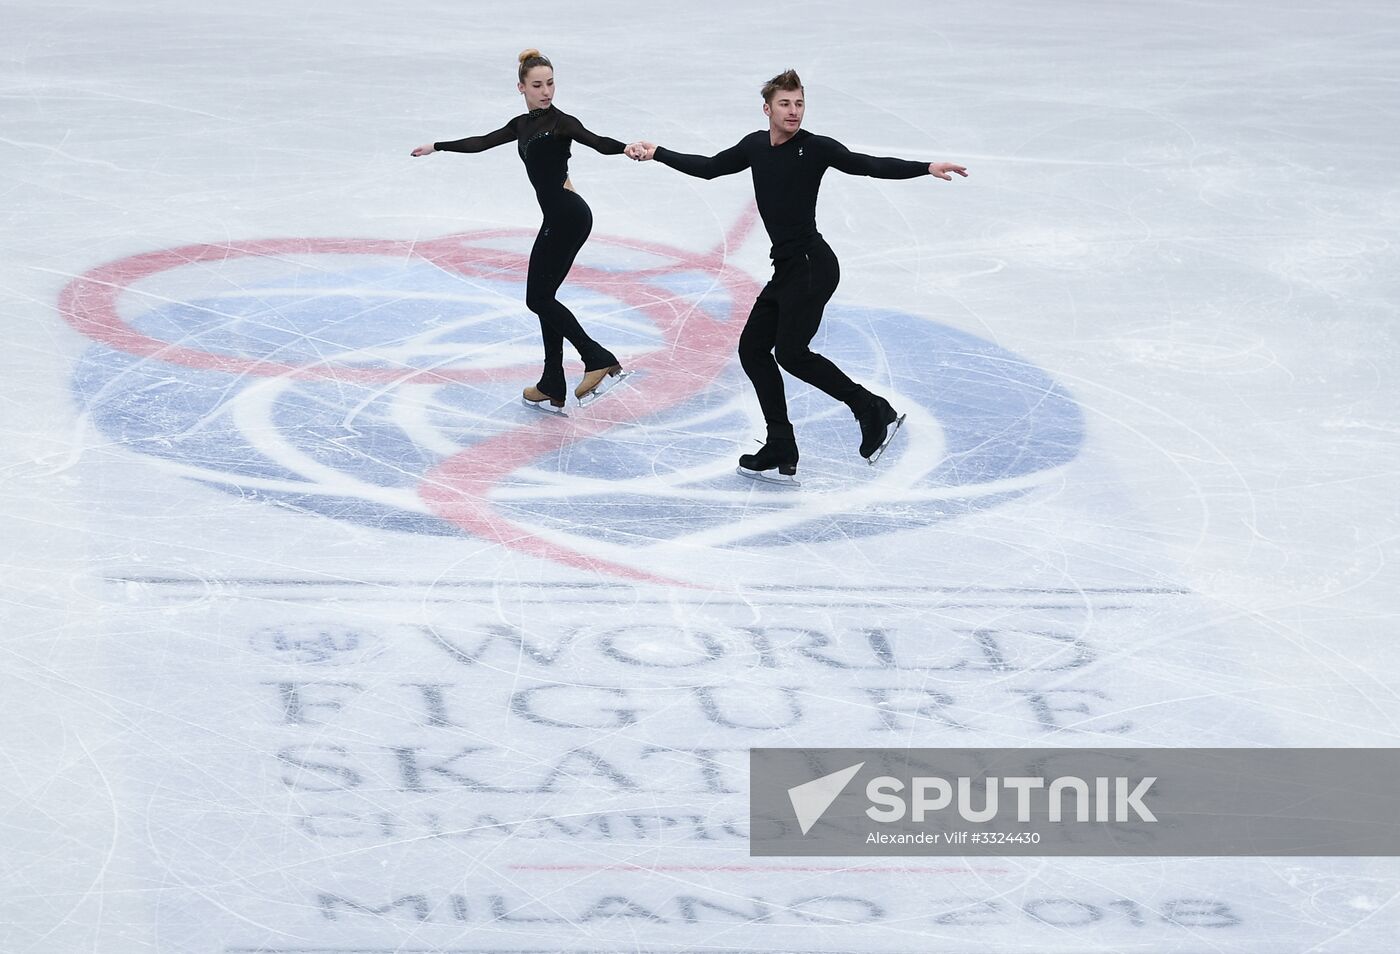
[738,239,871,441]
[525,189,617,400]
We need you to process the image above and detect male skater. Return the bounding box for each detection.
[627,69,967,479]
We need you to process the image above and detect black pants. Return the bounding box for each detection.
[526,190,617,400]
[738,239,871,441]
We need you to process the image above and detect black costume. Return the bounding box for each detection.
[436,107,624,401]
[655,130,925,447]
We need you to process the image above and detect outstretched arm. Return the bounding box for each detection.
[823,137,967,181]
[627,139,750,180]
[411,119,517,157]
[559,114,627,156]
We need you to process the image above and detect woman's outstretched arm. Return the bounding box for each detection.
[560,114,627,156]
[411,119,517,157]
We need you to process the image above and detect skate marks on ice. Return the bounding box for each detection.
[63,230,1083,580]
[68,223,1394,948]
[95,580,1400,953]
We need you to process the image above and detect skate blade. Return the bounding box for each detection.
[866,413,907,465]
[737,466,800,487]
[576,369,637,408]
[521,396,568,417]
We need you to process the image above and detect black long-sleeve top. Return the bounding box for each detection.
[434,106,625,209]
[654,129,928,260]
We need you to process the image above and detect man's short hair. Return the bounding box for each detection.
[761,69,803,104]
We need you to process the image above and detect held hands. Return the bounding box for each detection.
[625,141,657,161]
[929,162,968,180]
[410,143,436,157]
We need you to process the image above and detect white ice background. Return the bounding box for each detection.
[3,1,1399,952]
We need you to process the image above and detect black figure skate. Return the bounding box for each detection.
[855,395,905,464]
[737,438,800,486]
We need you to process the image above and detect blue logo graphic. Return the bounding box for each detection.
[70,236,1083,555]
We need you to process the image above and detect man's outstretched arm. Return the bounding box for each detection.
[928,161,969,180]
[823,137,967,181]
[626,139,750,180]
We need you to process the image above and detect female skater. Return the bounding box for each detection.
[412,49,628,409]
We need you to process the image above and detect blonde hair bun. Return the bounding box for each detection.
[518,48,542,64]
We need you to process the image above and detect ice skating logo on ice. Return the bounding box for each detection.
[61,224,1083,582]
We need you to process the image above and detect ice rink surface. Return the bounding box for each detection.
[3,0,1399,951]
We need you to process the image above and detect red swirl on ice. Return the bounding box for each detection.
[59,212,762,587]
